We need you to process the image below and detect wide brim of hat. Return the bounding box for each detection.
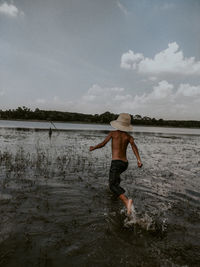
[110,120,133,132]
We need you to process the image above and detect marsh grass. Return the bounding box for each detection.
[0,129,200,266]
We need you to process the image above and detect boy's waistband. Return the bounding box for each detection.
[111,159,128,164]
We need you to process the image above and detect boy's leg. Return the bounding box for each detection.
[109,160,133,214]
[109,163,125,196]
[119,194,133,215]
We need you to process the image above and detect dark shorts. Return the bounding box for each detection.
[109,160,128,197]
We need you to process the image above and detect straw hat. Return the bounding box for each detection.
[110,113,133,132]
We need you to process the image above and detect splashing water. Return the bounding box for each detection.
[124,204,137,225]
[123,203,168,233]
[122,203,138,227]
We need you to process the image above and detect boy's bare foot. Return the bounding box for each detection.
[127,199,133,215]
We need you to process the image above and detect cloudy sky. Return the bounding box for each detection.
[0,0,200,119]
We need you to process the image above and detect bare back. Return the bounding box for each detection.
[89,129,141,167]
[111,130,131,162]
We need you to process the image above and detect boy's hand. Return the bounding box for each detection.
[137,161,143,168]
[89,146,95,151]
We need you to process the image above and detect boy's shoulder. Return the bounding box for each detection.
[126,132,134,142]
[127,132,134,138]
[109,130,134,139]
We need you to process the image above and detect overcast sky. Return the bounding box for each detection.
[0,0,200,119]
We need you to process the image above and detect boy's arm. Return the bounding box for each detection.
[90,132,112,151]
[129,136,143,168]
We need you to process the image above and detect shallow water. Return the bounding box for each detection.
[1,119,200,135]
[0,128,200,266]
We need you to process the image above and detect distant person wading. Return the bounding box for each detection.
[49,127,52,139]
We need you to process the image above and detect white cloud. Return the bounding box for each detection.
[123,80,174,108]
[31,82,200,119]
[148,80,174,100]
[120,50,144,69]
[117,1,128,15]
[75,82,200,119]
[121,42,200,75]
[75,84,126,113]
[176,84,200,97]
[119,81,200,119]
[0,2,23,17]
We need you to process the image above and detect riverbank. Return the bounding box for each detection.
[1,108,200,129]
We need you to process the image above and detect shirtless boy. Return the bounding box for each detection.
[89,113,142,215]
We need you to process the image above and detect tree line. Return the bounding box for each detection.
[0,106,199,128]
